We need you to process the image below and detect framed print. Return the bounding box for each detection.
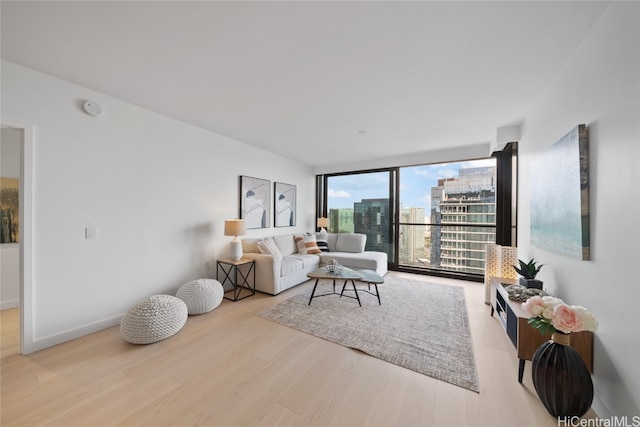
[0,177,19,243]
[274,182,296,227]
[240,176,270,229]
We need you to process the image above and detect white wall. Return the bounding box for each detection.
[518,2,639,417]
[1,60,314,352]
[1,127,21,309]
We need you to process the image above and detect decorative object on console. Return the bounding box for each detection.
[513,258,544,289]
[240,175,270,229]
[484,243,517,304]
[224,219,246,261]
[274,182,296,227]
[530,124,590,260]
[504,283,546,302]
[317,217,329,233]
[522,296,598,418]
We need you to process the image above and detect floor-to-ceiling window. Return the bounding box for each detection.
[320,170,397,264]
[398,159,497,277]
[317,152,515,281]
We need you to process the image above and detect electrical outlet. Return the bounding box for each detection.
[85,226,97,240]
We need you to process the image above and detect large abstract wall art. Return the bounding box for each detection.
[530,124,590,260]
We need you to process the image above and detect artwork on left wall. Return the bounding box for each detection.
[274,182,296,227]
[0,177,19,243]
[530,124,590,260]
[240,175,271,229]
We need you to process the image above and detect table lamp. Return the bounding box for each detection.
[224,219,246,261]
[317,217,329,233]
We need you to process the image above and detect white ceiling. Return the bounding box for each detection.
[1,1,610,167]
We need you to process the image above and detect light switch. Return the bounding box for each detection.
[85,226,97,240]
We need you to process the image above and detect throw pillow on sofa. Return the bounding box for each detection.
[335,233,367,253]
[315,233,330,252]
[257,237,283,259]
[294,234,321,255]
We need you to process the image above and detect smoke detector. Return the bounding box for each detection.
[83,101,102,117]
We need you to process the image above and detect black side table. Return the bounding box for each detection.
[217,258,256,301]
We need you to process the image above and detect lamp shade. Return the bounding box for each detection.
[317,217,329,228]
[224,219,246,237]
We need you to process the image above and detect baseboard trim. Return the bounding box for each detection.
[1,299,19,310]
[591,393,609,419]
[26,314,123,354]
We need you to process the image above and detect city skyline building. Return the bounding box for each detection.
[327,208,354,233]
[400,207,427,266]
[354,198,392,254]
[430,166,497,274]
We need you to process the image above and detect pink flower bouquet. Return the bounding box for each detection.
[521,295,598,335]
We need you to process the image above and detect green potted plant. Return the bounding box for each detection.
[513,258,544,289]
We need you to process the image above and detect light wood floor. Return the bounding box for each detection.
[1,272,597,427]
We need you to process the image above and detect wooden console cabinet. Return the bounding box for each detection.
[489,277,593,382]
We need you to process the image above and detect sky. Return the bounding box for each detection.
[327,158,496,214]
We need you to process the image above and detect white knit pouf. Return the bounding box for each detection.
[120,295,188,344]
[176,279,224,315]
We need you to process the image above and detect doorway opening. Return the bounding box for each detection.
[1,124,34,354]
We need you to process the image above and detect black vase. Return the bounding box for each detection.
[531,332,593,418]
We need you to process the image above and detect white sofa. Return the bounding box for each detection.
[241,233,388,295]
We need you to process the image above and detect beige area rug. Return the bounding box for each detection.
[257,276,479,392]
